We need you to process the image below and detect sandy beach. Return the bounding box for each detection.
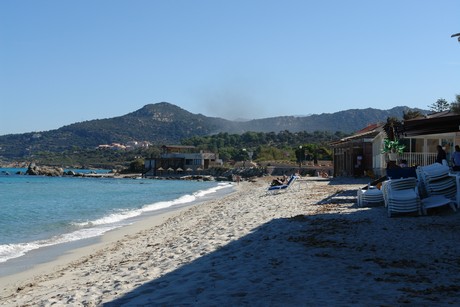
[2,176,460,306]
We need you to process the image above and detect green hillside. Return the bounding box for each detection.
[0,102,425,160]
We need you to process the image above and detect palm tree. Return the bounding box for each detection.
[384,116,402,141]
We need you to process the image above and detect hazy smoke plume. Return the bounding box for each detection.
[195,81,271,120]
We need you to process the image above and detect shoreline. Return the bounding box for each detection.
[2,176,460,305]
[0,207,186,291]
[0,182,235,280]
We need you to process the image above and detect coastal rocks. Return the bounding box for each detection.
[66,170,77,176]
[221,167,267,179]
[26,163,64,177]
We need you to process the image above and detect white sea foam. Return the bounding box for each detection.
[0,225,118,263]
[194,182,232,197]
[0,242,39,263]
[74,209,142,227]
[0,183,234,264]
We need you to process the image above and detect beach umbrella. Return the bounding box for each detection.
[157,167,164,175]
[176,167,183,172]
[167,167,174,172]
[186,167,193,173]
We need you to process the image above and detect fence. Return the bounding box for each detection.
[399,152,437,166]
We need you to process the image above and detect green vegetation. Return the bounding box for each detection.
[0,102,429,169]
[28,147,161,170]
[0,103,426,161]
[428,95,460,114]
[450,94,460,114]
[381,139,405,154]
[428,98,451,113]
[3,130,346,169]
[181,130,344,164]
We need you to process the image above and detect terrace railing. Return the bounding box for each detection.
[399,152,437,166]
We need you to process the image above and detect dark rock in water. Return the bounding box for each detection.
[26,164,64,176]
[26,164,39,175]
[66,170,77,176]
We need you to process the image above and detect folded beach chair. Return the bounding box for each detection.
[382,177,422,217]
[416,163,457,214]
[357,185,384,207]
[267,175,298,194]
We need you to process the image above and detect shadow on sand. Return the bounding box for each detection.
[104,184,460,306]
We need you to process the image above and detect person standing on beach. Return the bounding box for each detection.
[436,145,447,164]
[452,145,460,171]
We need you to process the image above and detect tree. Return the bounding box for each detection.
[384,117,402,141]
[428,98,450,113]
[295,146,306,164]
[450,94,460,114]
[403,109,423,120]
[127,158,145,173]
[303,144,320,165]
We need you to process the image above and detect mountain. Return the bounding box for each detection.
[0,102,426,159]
[212,106,426,134]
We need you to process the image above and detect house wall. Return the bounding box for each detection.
[333,139,370,177]
[363,142,373,172]
[372,133,386,177]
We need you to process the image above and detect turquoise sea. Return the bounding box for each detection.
[0,168,232,269]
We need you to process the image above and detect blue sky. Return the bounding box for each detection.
[1,0,459,135]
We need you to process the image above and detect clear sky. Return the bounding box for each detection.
[1,0,459,135]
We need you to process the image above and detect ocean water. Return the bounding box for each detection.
[0,168,233,265]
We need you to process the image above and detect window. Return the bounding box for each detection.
[410,138,424,152]
[426,139,438,153]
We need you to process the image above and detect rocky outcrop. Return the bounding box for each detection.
[26,163,64,176]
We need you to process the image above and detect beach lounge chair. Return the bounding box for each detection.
[416,163,457,214]
[382,177,422,217]
[267,175,298,194]
[357,185,384,207]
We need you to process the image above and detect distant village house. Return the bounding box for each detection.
[97,141,151,151]
[144,145,222,177]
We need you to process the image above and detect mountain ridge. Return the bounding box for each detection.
[0,102,426,159]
